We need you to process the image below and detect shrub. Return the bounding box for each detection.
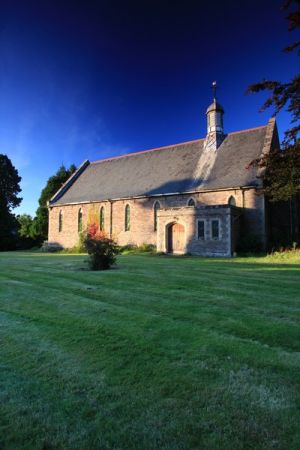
[137,243,157,253]
[84,224,119,270]
[265,242,300,263]
[74,231,87,253]
[119,244,138,254]
[41,241,63,252]
[119,243,157,254]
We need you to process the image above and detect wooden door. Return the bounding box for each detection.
[168,223,185,253]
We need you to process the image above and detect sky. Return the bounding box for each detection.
[0,0,298,216]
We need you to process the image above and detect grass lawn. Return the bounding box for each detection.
[0,252,299,450]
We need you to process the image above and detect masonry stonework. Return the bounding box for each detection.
[157,205,236,256]
[48,187,263,254]
[48,100,277,255]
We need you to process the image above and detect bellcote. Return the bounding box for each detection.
[204,83,225,151]
[206,99,224,134]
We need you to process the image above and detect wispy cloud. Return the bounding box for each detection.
[59,104,130,163]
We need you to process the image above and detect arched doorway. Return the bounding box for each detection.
[167,223,185,253]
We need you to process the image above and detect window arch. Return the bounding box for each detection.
[228,196,236,206]
[125,204,130,231]
[99,206,105,231]
[153,201,160,231]
[187,198,196,207]
[78,208,83,232]
[58,210,63,232]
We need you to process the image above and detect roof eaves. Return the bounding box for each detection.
[88,125,268,167]
[49,185,258,208]
[227,124,267,136]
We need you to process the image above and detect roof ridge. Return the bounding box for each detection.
[228,124,267,136]
[91,137,204,165]
[91,125,267,165]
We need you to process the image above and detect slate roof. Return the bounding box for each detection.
[50,123,272,206]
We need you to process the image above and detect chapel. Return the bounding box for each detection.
[48,91,279,256]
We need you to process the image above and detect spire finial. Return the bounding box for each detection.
[212,80,217,100]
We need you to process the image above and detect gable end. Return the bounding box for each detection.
[49,160,90,205]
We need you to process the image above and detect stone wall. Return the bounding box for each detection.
[157,205,238,256]
[48,187,265,251]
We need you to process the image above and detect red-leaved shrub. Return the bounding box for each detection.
[84,224,119,270]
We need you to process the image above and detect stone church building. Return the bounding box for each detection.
[48,95,279,256]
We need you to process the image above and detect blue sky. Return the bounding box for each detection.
[0,0,298,216]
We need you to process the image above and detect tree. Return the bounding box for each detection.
[247,0,300,203]
[247,0,300,145]
[0,154,22,250]
[17,214,40,249]
[32,164,76,241]
[247,1,300,246]
[18,214,35,238]
[252,140,300,202]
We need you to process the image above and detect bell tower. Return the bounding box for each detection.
[204,81,225,151]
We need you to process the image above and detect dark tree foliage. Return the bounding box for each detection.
[33,164,76,241]
[247,0,300,144]
[247,0,300,208]
[252,141,300,202]
[0,154,22,250]
[0,154,22,210]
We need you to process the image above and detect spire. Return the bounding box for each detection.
[212,80,217,100]
[204,81,225,150]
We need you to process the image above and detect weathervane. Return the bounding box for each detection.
[212,80,217,100]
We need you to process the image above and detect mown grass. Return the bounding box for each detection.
[0,252,299,450]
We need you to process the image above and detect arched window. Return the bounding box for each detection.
[99,206,105,231]
[125,204,130,231]
[228,196,236,206]
[58,210,63,232]
[188,198,196,207]
[154,201,160,231]
[78,208,83,232]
